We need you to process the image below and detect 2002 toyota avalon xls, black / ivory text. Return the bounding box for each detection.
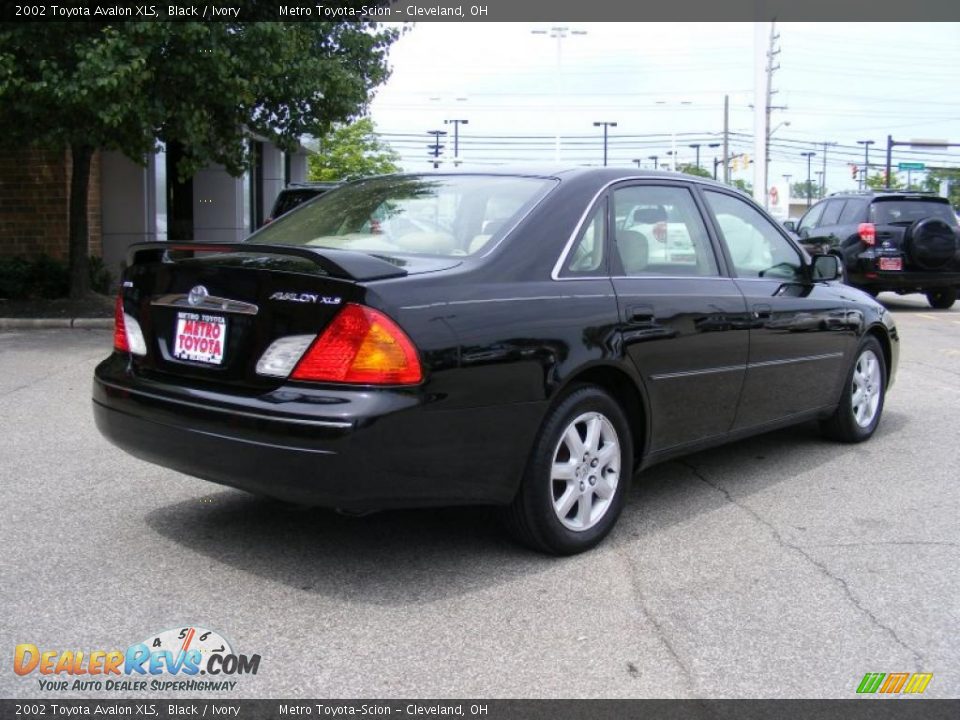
[93,169,898,554]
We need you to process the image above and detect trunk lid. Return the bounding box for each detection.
[121,243,453,389]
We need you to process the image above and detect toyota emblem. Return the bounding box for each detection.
[187,285,209,306]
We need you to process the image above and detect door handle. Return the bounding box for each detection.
[626,304,655,324]
[753,303,772,320]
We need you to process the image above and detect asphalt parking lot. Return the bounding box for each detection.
[1,293,958,699]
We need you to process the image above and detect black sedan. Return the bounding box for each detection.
[93,169,898,555]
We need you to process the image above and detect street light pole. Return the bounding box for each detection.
[532,26,587,162]
[444,119,469,161]
[632,158,643,168]
[857,139,875,191]
[689,143,702,170]
[593,121,617,167]
[648,155,659,170]
[801,151,816,207]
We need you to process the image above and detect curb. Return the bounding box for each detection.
[0,317,113,330]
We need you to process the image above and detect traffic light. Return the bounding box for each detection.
[850,164,859,179]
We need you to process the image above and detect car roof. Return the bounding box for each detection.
[373,166,738,191]
[825,190,948,201]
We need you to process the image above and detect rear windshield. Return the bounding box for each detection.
[870,198,958,226]
[250,175,557,257]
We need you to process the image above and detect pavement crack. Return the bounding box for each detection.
[612,546,698,695]
[677,459,926,670]
[804,540,959,550]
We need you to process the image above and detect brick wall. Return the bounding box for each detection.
[0,146,102,260]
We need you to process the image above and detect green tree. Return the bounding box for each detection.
[0,21,398,298]
[922,169,960,207]
[678,163,712,179]
[791,181,825,201]
[309,118,400,181]
[865,171,903,190]
[731,178,753,195]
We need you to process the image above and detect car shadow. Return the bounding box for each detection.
[144,413,908,606]
[878,293,957,314]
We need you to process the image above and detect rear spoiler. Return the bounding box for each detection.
[126,242,408,282]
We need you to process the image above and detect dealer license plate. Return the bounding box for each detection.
[878,257,902,271]
[172,312,226,365]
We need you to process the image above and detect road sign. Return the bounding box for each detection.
[898,162,925,171]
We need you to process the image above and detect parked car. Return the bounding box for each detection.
[94,169,898,555]
[264,182,340,224]
[793,190,960,308]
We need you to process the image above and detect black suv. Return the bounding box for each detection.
[792,191,960,308]
[265,182,340,224]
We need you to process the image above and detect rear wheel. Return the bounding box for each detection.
[820,337,886,443]
[503,385,633,555]
[925,287,957,309]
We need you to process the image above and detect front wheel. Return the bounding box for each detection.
[820,337,887,443]
[502,385,633,555]
[925,287,957,309]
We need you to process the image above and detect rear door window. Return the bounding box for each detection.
[798,202,826,233]
[612,185,719,277]
[838,199,868,224]
[819,199,846,226]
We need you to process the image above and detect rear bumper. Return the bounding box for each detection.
[848,269,960,292]
[93,355,544,511]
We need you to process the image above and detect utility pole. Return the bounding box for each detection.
[443,119,469,161]
[857,139,875,190]
[593,121,617,167]
[723,94,730,184]
[759,21,783,208]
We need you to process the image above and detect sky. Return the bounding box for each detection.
[367,22,960,200]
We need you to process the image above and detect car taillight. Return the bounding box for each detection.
[114,294,129,352]
[113,293,147,356]
[858,222,876,246]
[291,304,422,385]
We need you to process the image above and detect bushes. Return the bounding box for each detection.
[0,255,112,299]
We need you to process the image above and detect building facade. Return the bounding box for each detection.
[0,140,309,286]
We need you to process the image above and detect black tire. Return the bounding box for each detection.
[820,336,887,443]
[502,385,633,555]
[925,287,957,310]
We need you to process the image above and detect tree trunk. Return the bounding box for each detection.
[68,143,93,300]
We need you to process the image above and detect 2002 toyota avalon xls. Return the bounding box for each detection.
[93,169,898,554]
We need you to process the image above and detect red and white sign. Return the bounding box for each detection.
[878,257,903,272]
[173,312,226,365]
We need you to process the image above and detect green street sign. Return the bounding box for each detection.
[898,162,925,170]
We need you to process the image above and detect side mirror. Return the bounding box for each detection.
[811,254,842,282]
[782,220,796,232]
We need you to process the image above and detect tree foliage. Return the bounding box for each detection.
[0,21,398,297]
[791,181,825,200]
[922,169,960,206]
[865,171,903,191]
[677,163,712,179]
[308,118,400,181]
